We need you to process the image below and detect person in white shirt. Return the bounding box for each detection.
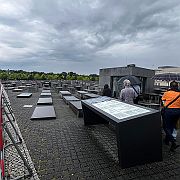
[119,79,136,104]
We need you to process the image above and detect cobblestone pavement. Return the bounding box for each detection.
[7,89,180,180]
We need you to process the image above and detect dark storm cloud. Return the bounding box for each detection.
[0,0,180,73]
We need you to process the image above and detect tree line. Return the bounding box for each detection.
[0,69,99,81]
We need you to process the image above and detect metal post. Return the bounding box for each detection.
[3,109,22,143]
[3,124,33,177]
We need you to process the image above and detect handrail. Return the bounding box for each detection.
[0,83,5,179]
[0,84,3,149]
[0,82,33,179]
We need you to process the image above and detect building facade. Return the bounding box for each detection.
[154,66,180,87]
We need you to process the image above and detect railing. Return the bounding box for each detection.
[0,84,5,179]
[0,83,33,179]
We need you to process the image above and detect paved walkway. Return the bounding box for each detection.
[8,89,180,180]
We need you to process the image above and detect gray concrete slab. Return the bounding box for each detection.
[37,97,53,105]
[42,90,51,93]
[31,106,56,120]
[13,88,23,92]
[69,100,83,117]
[84,93,100,99]
[62,96,79,104]
[59,91,71,98]
[40,92,51,97]
[17,93,32,98]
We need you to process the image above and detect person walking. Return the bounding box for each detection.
[119,79,137,104]
[161,81,180,152]
[102,84,112,97]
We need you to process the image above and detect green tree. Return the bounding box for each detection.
[77,75,83,80]
[47,74,54,80]
[27,74,34,80]
[40,74,46,80]
[34,73,41,80]
[53,74,59,80]
[61,72,67,80]
[21,73,28,80]
[0,72,8,80]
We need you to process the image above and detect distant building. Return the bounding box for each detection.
[154,66,180,87]
[155,66,180,74]
[99,64,155,97]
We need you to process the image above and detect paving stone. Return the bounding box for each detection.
[6,89,180,180]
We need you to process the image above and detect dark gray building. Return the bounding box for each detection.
[99,64,155,97]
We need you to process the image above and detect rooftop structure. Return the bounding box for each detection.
[99,64,155,96]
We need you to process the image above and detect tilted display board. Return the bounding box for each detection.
[93,100,150,121]
[82,97,162,168]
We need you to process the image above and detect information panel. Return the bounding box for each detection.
[93,100,150,120]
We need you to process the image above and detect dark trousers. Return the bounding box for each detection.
[162,108,180,143]
[133,96,139,104]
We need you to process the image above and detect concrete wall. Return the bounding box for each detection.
[99,66,155,93]
[99,74,111,91]
[131,67,155,93]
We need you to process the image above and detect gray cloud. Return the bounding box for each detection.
[0,0,180,74]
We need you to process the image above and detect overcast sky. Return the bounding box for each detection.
[0,0,180,74]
